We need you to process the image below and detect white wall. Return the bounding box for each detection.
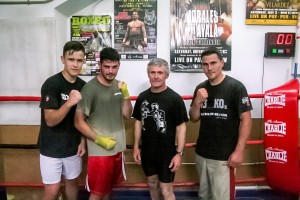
[0,0,297,124]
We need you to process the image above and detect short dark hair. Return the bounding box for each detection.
[100,47,120,63]
[63,41,85,57]
[201,47,223,61]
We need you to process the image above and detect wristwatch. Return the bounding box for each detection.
[177,152,184,156]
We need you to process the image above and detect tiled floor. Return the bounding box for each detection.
[1,186,299,200]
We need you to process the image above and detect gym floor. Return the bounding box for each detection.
[1,186,299,200]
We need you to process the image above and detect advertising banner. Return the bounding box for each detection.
[71,15,112,75]
[170,0,232,72]
[114,0,157,60]
[246,0,299,25]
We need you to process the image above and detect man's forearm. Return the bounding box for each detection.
[176,123,186,153]
[189,102,201,122]
[75,111,97,141]
[235,111,252,153]
[134,120,142,149]
[122,99,133,119]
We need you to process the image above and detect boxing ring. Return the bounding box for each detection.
[0,79,299,197]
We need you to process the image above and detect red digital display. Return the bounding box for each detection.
[264,32,295,58]
[268,33,294,46]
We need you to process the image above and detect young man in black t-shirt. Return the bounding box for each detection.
[189,47,252,200]
[38,41,86,200]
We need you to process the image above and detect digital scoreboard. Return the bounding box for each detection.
[264,32,295,58]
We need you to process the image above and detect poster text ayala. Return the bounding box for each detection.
[170,0,232,72]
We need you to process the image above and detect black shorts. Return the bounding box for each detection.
[141,155,175,183]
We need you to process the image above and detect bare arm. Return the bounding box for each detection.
[122,99,132,120]
[75,109,118,150]
[189,88,208,122]
[74,110,97,141]
[123,24,130,43]
[189,101,201,122]
[77,136,86,157]
[45,90,82,127]
[176,122,186,153]
[170,122,186,172]
[133,120,142,164]
[227,111,252,168]
[141,22,147,44]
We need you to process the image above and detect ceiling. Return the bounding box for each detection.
[0,0,53,4]
[0,0,102,17]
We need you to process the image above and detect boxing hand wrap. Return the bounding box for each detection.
[95,135,117,150]
[120,82,130,100]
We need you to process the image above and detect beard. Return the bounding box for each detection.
[102,73,116,82]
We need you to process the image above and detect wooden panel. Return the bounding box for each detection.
[0,118,271,186]
[0,125,39,144]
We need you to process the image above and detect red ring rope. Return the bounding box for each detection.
[0,94,268,102]
[0,94,267,188]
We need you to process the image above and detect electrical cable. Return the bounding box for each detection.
[91,0,103,16]
[258,56,266,181]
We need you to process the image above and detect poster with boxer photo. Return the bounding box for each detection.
[114,0,157,60]
[170,0,232,72]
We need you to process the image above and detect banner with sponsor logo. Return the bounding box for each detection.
[264,79,300,194]
[170,0,232,72]
[71,15,112,75]
[246,0,299,25]
[114,0,157,60]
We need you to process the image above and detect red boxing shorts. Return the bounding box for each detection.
[86,152,125,197]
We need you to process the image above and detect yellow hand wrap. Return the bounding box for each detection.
[95,135,117,150]
[120,82,130,99]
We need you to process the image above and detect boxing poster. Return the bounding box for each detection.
[170,0,232,72]
[114,0,157,60]
[246,0,300,25]
[70,15,112,75]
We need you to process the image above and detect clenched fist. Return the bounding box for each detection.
[194,88,208,105]
[118,81,130,100]
[66,90,82,107]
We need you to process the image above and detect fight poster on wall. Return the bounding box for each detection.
[170,0,232,73]
[246,0,300,25]
[114,0,157,60]
[70,15,112,75]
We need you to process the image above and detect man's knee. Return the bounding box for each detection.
[147,175,159,189]
[161,186,172,197]
[160,183,174,199]
[64,177,78,187]
[44,183,61,200]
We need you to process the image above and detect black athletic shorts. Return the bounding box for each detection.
[141,155,175,183]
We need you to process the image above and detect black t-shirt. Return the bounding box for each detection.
[132,87,188,159]
[38,72,85,158]
[191,76,253,160]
